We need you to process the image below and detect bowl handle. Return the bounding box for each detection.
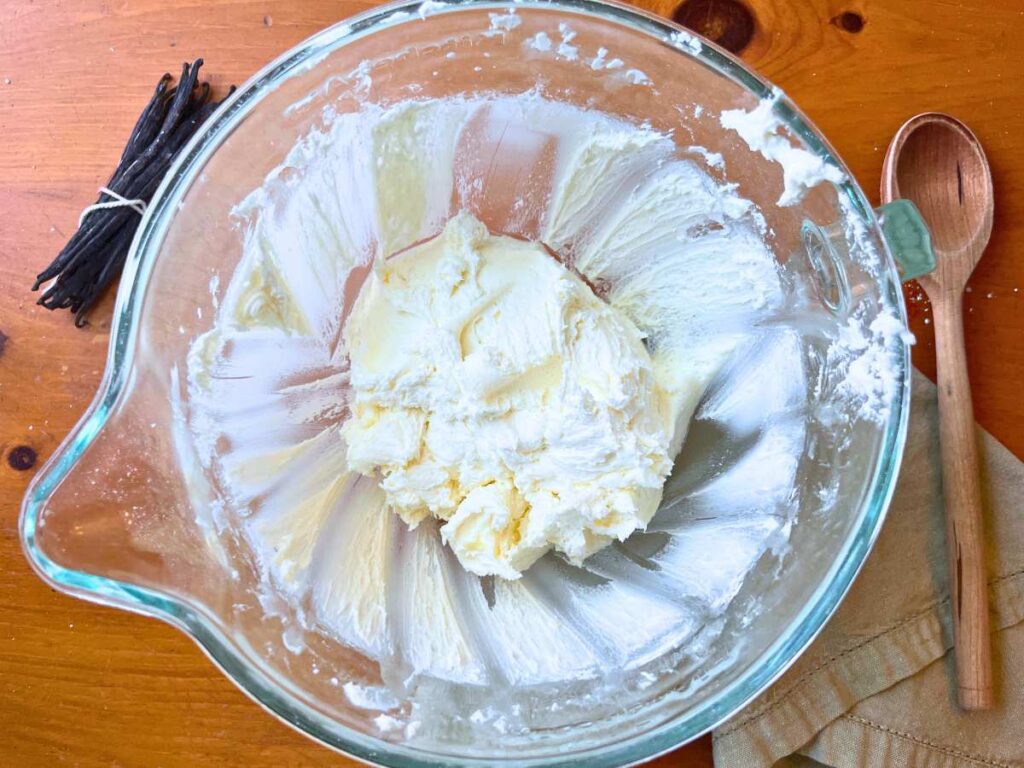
[877,199,936,281]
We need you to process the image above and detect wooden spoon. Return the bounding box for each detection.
[881,113,994,710]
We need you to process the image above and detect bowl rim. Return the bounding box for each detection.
[19,0,911,765]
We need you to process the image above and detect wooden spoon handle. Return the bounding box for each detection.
[931,292,994,710]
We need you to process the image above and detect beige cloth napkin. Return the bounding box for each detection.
[712,370,1024,768]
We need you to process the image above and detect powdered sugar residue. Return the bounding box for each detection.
[343,682,401,710]
[526,31,552,52]
[623,68,652,86]
[720,95,845,206]
[556,22,579,60]
[828,311,913,424]
[417,0,447,19]
[485,8,521,36]
[686,145,725,171]
[669,29,703,55]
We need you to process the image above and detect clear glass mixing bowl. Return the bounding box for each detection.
[20,1,934,765]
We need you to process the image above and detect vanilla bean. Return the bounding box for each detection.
[34,60,235,326]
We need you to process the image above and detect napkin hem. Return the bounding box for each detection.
[803,713,1021,768]
[716,603,947,736]
[713,569,1024,767]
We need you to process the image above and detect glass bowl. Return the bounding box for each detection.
[20,0,934,765]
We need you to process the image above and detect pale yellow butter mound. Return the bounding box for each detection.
[342,213,681,579]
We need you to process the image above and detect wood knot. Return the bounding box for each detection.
[8,445,37,472]
[832,11,865,33]
[673,0,756,55]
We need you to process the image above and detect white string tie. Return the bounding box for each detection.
[78,186,147,227]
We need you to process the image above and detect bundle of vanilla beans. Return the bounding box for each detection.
[34,60,233,326]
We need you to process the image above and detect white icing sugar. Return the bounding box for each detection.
[686,145,725,170]
[343,682,401,711]
[484,8,521,36]
[720,95,846,206]
[417,0,447,19]
[526,31,552,52]
[829,311,914,424]
[623,68,652,86]
[556,22,579,60]
[669,29,703,55]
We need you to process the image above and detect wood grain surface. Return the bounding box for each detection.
[1,0,1022,765]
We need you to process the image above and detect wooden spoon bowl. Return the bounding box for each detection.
[882,114,993,297]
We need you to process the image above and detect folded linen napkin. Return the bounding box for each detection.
[712,369,1024,768]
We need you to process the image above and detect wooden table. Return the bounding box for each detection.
[1,0,1021,765]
